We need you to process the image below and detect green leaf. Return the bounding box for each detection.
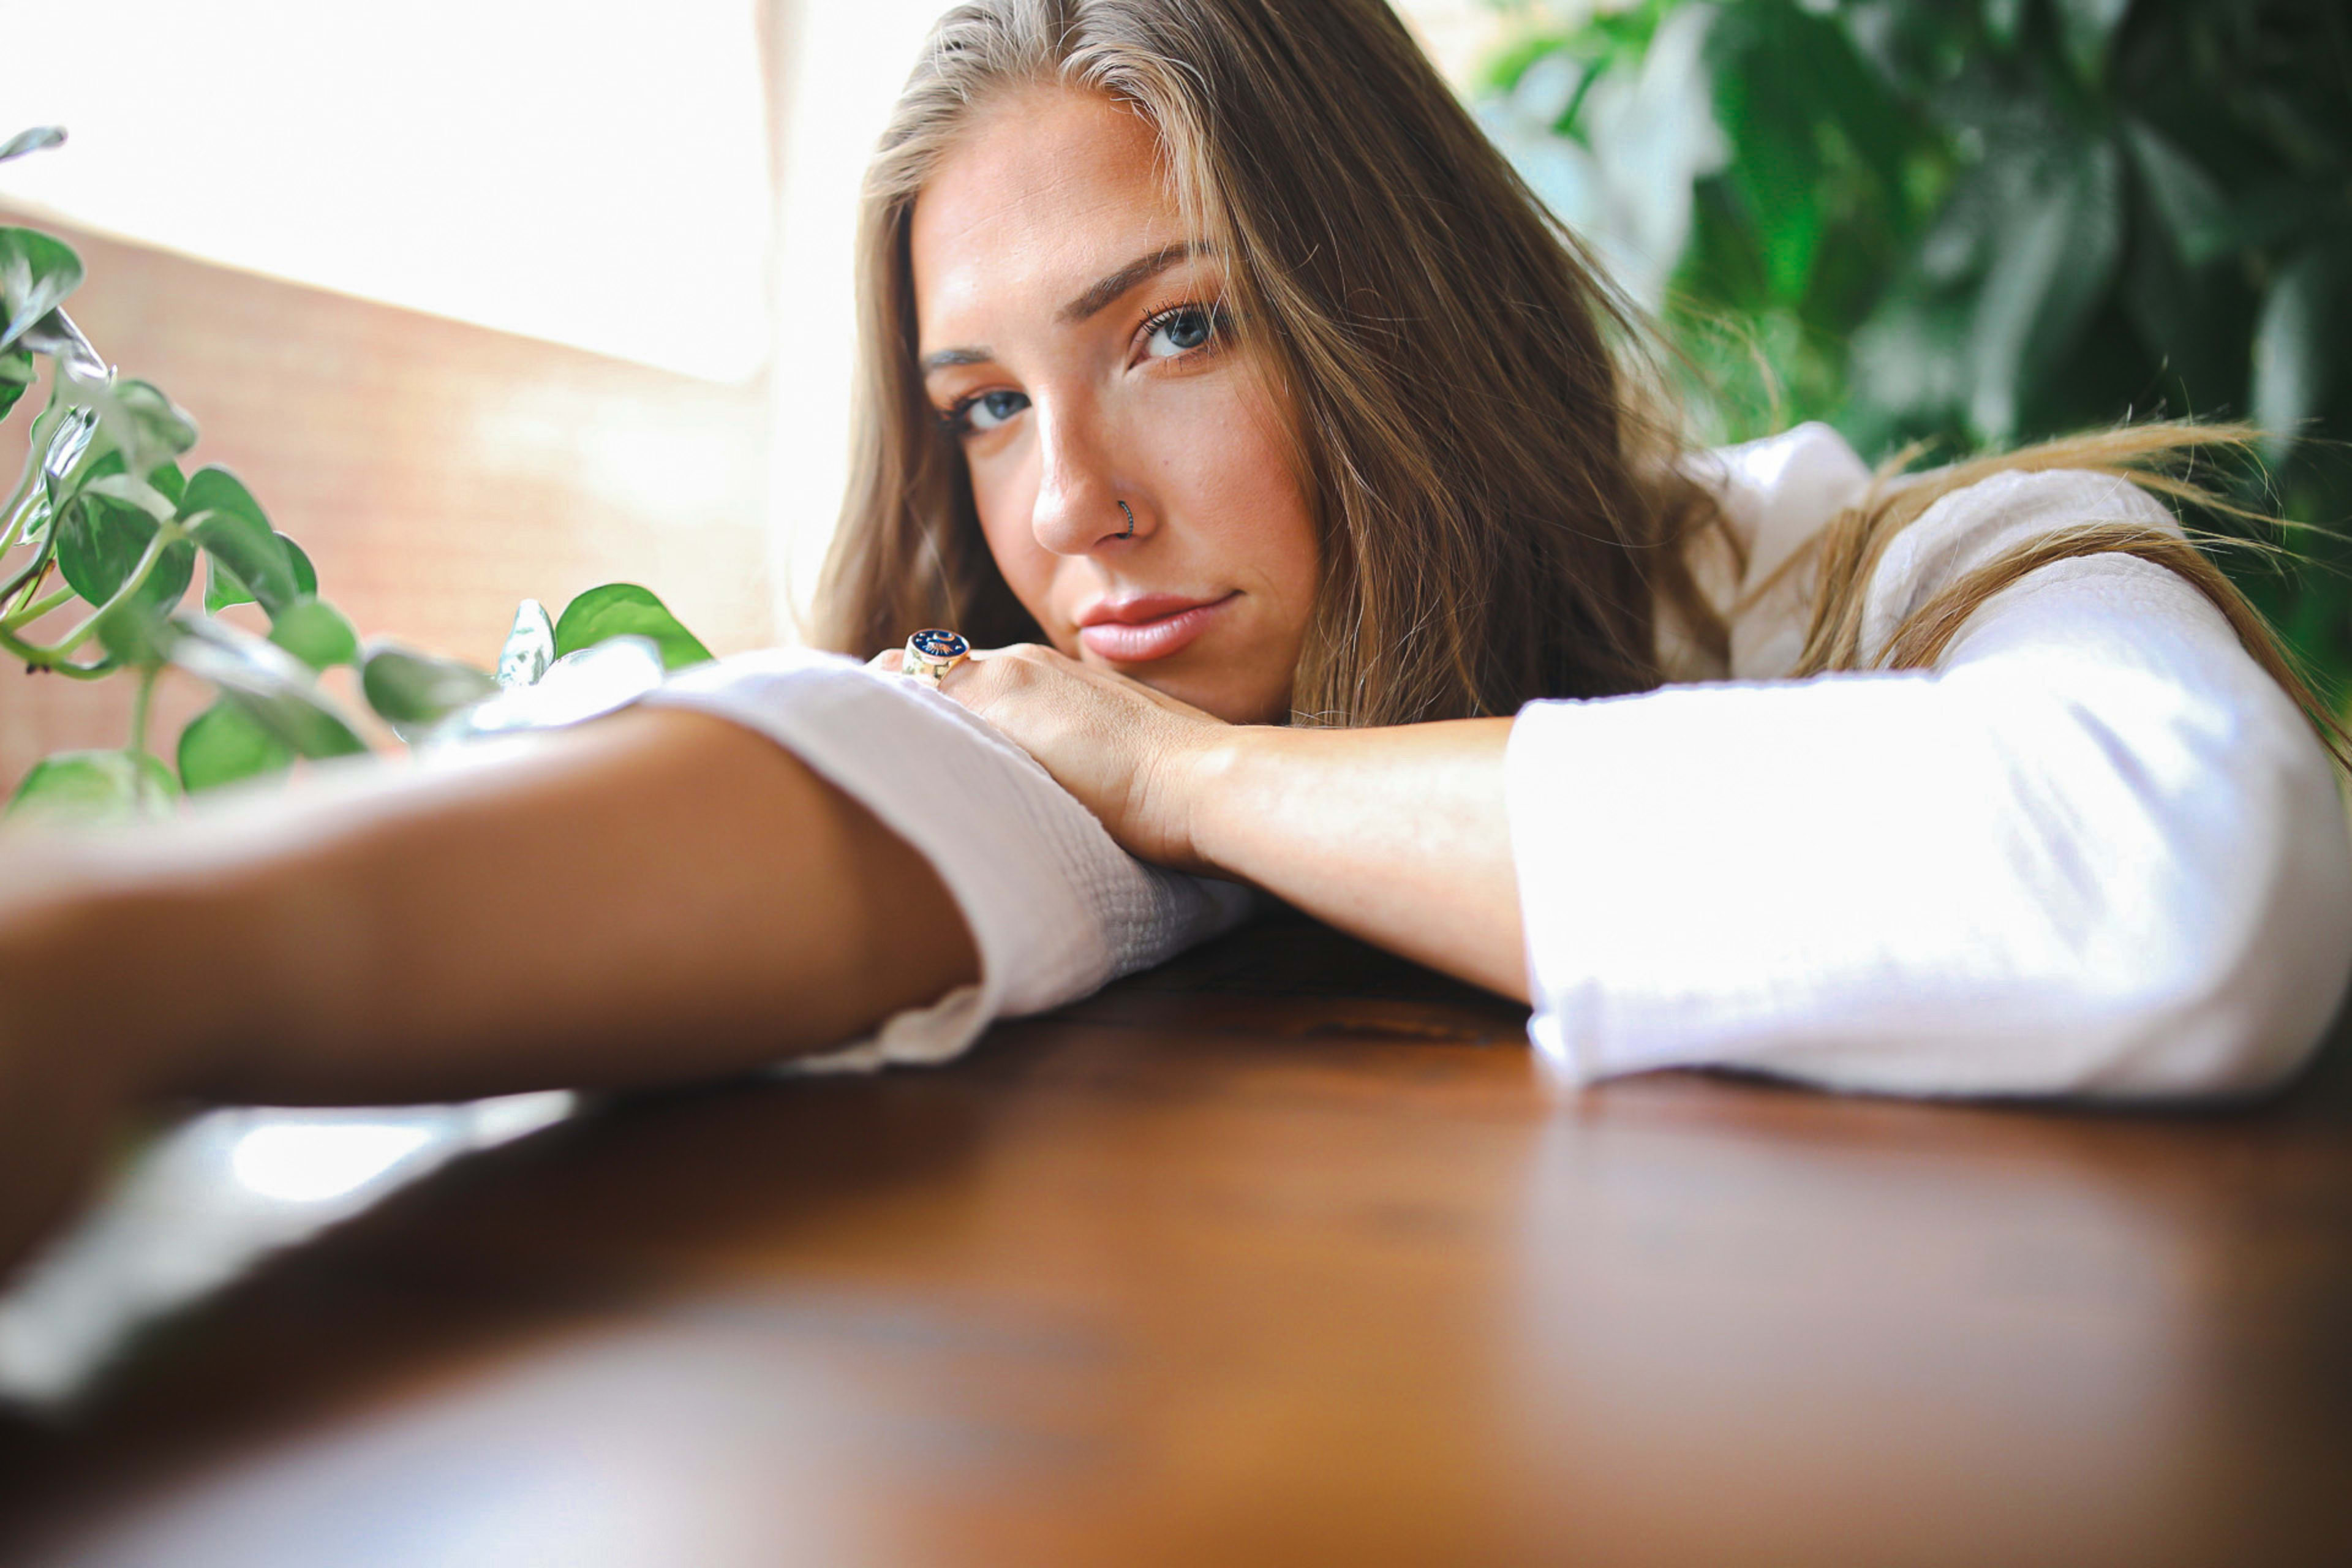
[180,467,298,613]
[0,346,31,420]
[432,636,668,746]
[54,484,195,617]
[162,616,369,760]
[17,308,105,384]
[97,379,198,480]
[360,642,500,728]
[0,228,83,355]
[1849,288,1974,439]
[1709,4,1825,305]
[2119,194,2232,399]
[176,699,295,793]
[281,532,317,597]
[553,583,711,672]
[2213,179,2317,261]
[1967,140,2124,442]
[80,469,178,524]
[496,599,556,688]
[6,492,48,556]
[2053,0,2133,85]
[2060,0,2135,83]
[2252,244,2340,464]
[4,748,176,829]
[0,127,66,165]
[266,595,360,671]
[205,557,254,613]
[93,595,172,668]
[40,406,98,505]
[205,531,314,614]
[2123,121,2234,269]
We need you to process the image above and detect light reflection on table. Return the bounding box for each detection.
[0,1091,575,1410]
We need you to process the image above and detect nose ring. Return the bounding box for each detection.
[1117,500,1136,540]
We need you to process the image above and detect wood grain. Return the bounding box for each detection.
[0,918,2346,1567]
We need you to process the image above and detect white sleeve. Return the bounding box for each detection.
[635,648,1254,1072]
[1507,471,2352,1099]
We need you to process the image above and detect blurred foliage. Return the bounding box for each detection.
[1481,0,2352,686]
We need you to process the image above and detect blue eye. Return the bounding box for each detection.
[956,389,1029,434]
[1144,305,1219,359]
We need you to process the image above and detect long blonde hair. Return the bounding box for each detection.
[819,0,2343,761]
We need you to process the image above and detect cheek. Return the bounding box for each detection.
[1188,387,1318,605]
[970,467,1063,635]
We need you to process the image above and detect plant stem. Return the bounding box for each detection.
[129,665,158,756]
[1,497,59,619]
[1,546,55,622]
[0,584,71,632]
[0,384,66,545]
[0,622,115,677]
[35,519,183,660]
[0,386,77,612]
[1,484,43,553]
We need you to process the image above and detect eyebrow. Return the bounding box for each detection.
[917,241,1208,377]
[1058,241,1203,323]
[918,346,993,374]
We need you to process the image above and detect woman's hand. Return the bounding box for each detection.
[886,643,1233,872]
[877,641,1528,997]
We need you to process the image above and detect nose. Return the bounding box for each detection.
[1029,404,1142,555]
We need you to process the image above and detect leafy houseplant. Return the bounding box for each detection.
[1480,0,2352,687]
[0,128,714,827]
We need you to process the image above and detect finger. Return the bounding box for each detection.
[935,652,990,701]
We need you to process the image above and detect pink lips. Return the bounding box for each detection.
[1075,591,1238,663]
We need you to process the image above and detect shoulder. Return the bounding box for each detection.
[1687,426,2207,680]
[1860,466,2180,666]
[1674,423,1872,679]
[1686,421,1874,589]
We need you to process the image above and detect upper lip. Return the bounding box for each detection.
[1074,591,1236,628]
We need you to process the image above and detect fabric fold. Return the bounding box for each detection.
[641,648,1254,1072]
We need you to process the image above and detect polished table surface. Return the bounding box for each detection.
[2,920,2348,1567]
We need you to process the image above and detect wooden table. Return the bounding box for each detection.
[2,920,2348,1567]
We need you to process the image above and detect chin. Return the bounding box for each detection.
[1148,668,1290,726]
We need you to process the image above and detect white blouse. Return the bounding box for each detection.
[638,424,2352,1099]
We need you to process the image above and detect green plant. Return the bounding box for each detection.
[1480,0,2352,684]
[0,128,713,827]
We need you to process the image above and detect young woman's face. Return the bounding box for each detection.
[910,88,1319,725]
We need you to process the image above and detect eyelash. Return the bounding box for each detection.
[935,298,1232,435]
[939,389,1024,438]
[1137,300,1231,359]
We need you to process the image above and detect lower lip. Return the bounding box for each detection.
[1077,594,1237,663]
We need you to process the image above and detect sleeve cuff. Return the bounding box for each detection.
[641,647,1254,1072]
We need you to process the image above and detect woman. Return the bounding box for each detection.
[2,0,2346,1268]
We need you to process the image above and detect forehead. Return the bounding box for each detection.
[910,88,1185,343]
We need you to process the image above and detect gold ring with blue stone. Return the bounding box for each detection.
[902,628,970,684]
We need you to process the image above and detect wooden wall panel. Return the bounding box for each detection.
[0,212,774,793]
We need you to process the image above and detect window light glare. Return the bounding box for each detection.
[0,0,774,382]
[228,1124,435,1204]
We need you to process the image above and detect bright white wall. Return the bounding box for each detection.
[761,0,955,639]
[0,0,775,382]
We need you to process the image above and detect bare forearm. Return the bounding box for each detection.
[2,708,978,1106]
[1186,718,1526,998]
